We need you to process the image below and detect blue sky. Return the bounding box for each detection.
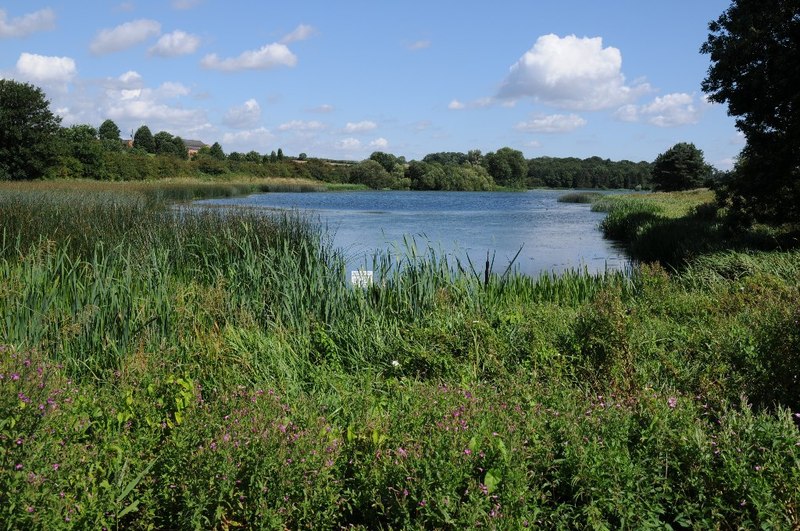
[1,1,741,168]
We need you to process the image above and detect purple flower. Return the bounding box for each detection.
[667,397,678,409]
[53,463,60,471]
[15,464,23,471]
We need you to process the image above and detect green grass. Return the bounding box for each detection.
[557,191,605,203]
[1,181,799,528]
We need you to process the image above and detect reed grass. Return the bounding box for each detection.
[1,181,799,528]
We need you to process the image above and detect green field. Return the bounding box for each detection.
[1,181,799,529]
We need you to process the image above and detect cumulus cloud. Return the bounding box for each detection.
[336,138,361,150]
[149,30,200,57]
[278,120,325,132]
[515,113,587,133]
[16,53,76,86]
[344,120,377,133]
[0,8,55,38]
[498,34,649,111]
[280,24,316,44]
[448,99,465,110]
[90,19,161,55]
[615,92,701,127]
[158,81,190,98]
[201,43,296,71]
[369,137,389,149]
[223,99,262,129]
[118,70,143,86]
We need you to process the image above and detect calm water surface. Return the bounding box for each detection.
[196,190,630,277]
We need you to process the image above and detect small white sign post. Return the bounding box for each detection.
[351,270,374,288]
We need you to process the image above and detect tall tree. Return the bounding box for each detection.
[209,142,225,160]
[483,147,527,187]
[0,80,61,180]
[651,143,711,191]
[133,125,155,154]
[98,119,121,141]
[701,0,800,222]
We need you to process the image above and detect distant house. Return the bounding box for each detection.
[184,139,209,157]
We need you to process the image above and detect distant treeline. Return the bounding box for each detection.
[17,112,653,190]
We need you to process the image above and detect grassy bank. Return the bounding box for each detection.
[1,183,798,528]
[592,189,799,267]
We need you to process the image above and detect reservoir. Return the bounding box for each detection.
[195,189,629,278]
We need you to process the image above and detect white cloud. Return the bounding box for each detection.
[221,127,275,152]
[90,19,161,55]
[515,113,587,133]
[16,53,76,85]
[408,40,431,51]
[281,24,316,44]
[158,81,190,98]
[0,8,55,38]
[118,70,142,86]
[149,30,200,57]
[369,137,389,149]
[615,92,701,127]
[336,138,361,150]
[278,120,325,132]
[223,99,261,129]
[498,34,649,110]
[201,43,296,71]
[448,97,494,111]
[344,120,377,133]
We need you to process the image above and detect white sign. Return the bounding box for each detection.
[351,270,374,288]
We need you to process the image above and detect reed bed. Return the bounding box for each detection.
[1,182,798,528]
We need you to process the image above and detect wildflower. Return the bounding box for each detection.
[26,506,34,513]
[391,360,400,368]
[15,464,22,471]
[396,447,408,459]
[418,499,427,507]
[12,373,21,381]
[667,397,678,409]
[463,448,472,456]
[53,463,60,471]
[754,465,762,471]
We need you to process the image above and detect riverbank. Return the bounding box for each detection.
[1,182,798,528]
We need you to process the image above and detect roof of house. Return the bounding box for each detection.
[184,139,208,150]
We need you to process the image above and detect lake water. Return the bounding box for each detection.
[195,190,630,278]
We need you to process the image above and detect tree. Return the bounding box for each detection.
[651,143,711,191]
[483,147,527,187]
[277,148,284,161]
[349,159,392,189]
[133,125,155,154]
[701,0,800,222]
[98,119,121,142]
[0,80,61,180]
[369,151,400,173]
[209,142,225,160]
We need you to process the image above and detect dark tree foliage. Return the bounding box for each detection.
[701,0,800,222]
[369,151,402,173]
[350,159,392,189]
[526,156,651,189]
[0,80,61,180]
[209,142,226,160]
[651,143,712,192]
[98,119,121,142]
[154,131,188,159]
[133,125,155,154]
[483,147,527,187]
[423,151,468,166]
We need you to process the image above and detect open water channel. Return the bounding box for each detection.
[195,189,630,278]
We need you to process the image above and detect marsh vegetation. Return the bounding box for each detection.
[1,181,798,528]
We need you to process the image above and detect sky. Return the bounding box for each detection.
[1,1,741,168]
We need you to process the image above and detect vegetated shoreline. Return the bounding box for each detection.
[1,180,798,528]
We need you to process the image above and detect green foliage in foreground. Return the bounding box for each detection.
[1,184,799,529]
